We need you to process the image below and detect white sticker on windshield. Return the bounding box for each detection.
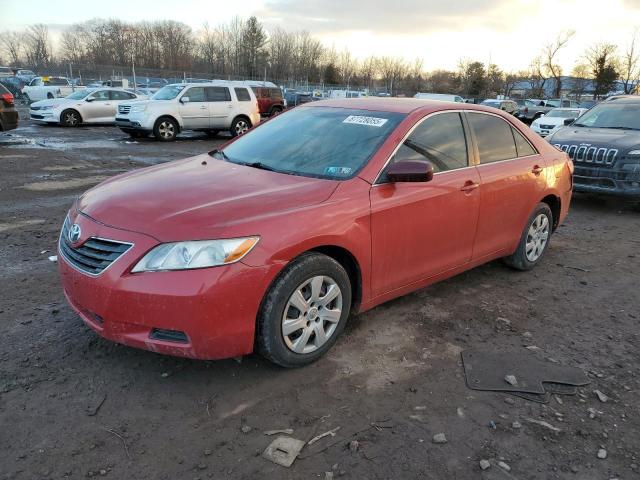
[343,115,388,127]
[325,166,353,176]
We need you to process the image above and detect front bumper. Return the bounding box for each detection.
[58,212,278,360]
[573,165,640,197]
[30,110,59,123]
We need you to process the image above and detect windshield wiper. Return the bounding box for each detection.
[572,123,588,127]
[240,161,277,172]
[601,126,640,131]
[208,149,231,161]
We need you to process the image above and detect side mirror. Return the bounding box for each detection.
[564,118,576,126]
[387,160,434,183]
[85,97,95,102]
[180,96,190,103]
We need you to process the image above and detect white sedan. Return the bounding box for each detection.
[29,88,148,127]
[531,107,588,137]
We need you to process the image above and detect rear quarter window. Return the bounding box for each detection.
[234,88,251,101]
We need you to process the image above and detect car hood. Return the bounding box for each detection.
[549,126,640,150]
[30,98,70,108]
[535,117,564,127]
[77,154,340,242]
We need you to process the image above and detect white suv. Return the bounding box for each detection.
[115,82,261,141]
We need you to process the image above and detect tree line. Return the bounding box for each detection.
[1,18,638,98]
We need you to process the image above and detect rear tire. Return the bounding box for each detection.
[257,253,352,368]
[270,106,283,116]
[230,117,251,137]
[61,109,81,127]
[153,117,178,141]
[503,203,553,271]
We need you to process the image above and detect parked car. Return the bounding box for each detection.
[414,93,465,102]
[29,88,147,127]
[245,82,285,116]
[0,83,19,131]
[548,96,640,197]
[284,90,313,107]
[22,76,85,102]
[0,66,13,77]
[115,82,261,140]
[15,69,37,82]
[58,98,573,366]
[530,107,587,137]
[516,99,554,122]
[481,99,519,115]
[545,98,582,108]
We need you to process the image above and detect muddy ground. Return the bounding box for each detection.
[1,109,639,480]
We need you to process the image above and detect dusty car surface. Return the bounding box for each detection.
[58,98,573,367]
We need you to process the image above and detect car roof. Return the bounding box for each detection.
[166,81,254,88]
[302,97,501,114]
[605,95,640,103]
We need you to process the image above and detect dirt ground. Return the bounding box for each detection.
[1,109,639,480]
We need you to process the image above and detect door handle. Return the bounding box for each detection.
[460,180,480,193]
[532,165,544,175]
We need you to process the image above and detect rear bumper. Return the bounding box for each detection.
[58,212,280,360]
[573,165,640,197]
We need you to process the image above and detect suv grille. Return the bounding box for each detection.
[553,144,618,166]
[118,105,131,114]
[59,218,132,275]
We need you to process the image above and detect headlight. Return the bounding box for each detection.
[40,105,54,110]
[130,104,146,113]
[131,237,259,272]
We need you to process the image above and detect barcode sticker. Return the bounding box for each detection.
[343,115,388,127]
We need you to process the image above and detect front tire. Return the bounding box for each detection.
[257,253,352,368]
[503,203,553,271]
[61,109,81,127]
[153,117,178,141]
[230,117,251,137]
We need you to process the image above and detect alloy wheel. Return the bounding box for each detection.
[235,120,249,135]
[158,121,175,139]
[282,275,343,354]
[64,112,79,126]
[525,213,550,262]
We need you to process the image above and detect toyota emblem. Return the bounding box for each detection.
[68,223,82,243]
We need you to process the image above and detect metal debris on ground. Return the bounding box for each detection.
[264,428,294,436]
[307,427,341,446]
[262,436,306,468]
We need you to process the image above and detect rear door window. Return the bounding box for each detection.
[234,87,251,101]
[206,87,231,102]
[270,88,282,99]
[467,112,517,164]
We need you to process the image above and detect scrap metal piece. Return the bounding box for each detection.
[262,436,306,468]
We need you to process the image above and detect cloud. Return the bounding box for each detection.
[259,0,508,34]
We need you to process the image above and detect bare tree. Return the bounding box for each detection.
[541,30,575,97]
[621,30,639,94]
[2,31,24,65]
[584,43,619,97]
[24,24,51,70]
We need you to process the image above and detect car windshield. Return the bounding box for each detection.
[546,109,581,118]
[220,107,406,180]
[66,90,91,100]
[573,102,640,130]
[482,100,501,107]
[152,85,185,100]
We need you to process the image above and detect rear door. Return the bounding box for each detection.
[369,111,481,296]
[206,87,233,128]
[465,112,546,259]
[178,87,209,129]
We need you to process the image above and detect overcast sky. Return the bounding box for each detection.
[2,0,640,72]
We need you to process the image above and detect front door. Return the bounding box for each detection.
[83,90,112,122]
[179,87,209,129]
[369,112,481,296]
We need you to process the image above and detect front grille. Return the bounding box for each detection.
[118,105,131,114]
[59,218,132,275]
[30,106,42,111]
[554,144,618,166]
[30,114,44,119]
[540,124,555,129]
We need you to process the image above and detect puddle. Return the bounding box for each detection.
[21,175,108,191]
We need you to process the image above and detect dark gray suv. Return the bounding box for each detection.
[548,96,640,197]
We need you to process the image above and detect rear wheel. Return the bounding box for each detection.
[61,109,81,127]
[230,117,251,137]
[257,253,352,368]
[270,105,283,116]
[153,117,178,141]
[503,203,553,271]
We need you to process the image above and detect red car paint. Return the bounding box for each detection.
[59,98,572,360]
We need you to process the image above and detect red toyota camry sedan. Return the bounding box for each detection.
[58,98,573,367]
